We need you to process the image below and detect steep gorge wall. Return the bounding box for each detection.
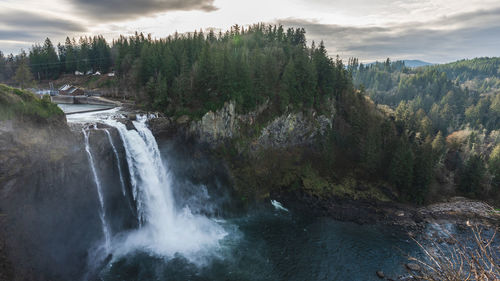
[0,116,134,281]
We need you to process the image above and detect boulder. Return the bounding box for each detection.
[405,263,421,271]
[125,120,136,131]
[376,270,385,279]
[176,115,190,124]
[445,237,456,245]
[147,117,174,137]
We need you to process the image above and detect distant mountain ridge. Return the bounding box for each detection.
[365,59,433,68]
[403,60,434,68]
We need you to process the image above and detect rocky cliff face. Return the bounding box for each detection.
[149,100,336,150]
[0,116,134,281]
[0,116,97,281]
[256,112,333,149]
[189,101,239,145]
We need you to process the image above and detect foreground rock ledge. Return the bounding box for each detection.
[417,197,500,226]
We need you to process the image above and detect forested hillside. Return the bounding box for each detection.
[352,59,500,201]
[433,57,500,93]
[0,26,498,205]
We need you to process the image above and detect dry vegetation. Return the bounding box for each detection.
[408,225,500,281]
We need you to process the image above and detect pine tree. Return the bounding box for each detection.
[14,57,34,89]
[431,131,446,162]
[280,59,296,111]
[412,141,433,204]
[389,138,414,197]
[459,154,486,196]
[65,37,77,73]
[489,144,500,189]
[42,38,59,79]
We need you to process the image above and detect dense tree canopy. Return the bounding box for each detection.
[111,25,350,115]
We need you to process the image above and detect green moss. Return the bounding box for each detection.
[0,84,64,121]
[331,178,391,201]
[301,164,330,195]
[218,139,394,204]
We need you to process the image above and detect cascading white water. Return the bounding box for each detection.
[103,129,127,196]
[103,116,227,263]
[83,128,112,252]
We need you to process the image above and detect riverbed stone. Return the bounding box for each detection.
[125,120,136,131]
[405,263,421,271]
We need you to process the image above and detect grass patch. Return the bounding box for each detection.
[0,84,63,121]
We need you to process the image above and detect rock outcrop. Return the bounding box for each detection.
[149,100,336,151]
[417,197,500,226]
[189,101,239,145]
[257,111,333,149]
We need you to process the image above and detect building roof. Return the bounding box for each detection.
[59,84,72,91]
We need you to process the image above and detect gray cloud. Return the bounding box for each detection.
[0,9,87,53]
[0,10,86,33]
[279,8,500,63]
[67,0,217,21]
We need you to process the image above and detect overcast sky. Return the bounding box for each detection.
[1,0,499,63]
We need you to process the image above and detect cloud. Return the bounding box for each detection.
[67,0,218,21]
[0,9,87,53]
[279,8,500,63]
[0,10,86,34]
[0,9,86,50]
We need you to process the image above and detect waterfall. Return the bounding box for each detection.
[103,116,227,262]
[82,128,112,252]
[103,129,127,196]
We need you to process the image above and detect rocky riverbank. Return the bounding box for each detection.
[274,189,499,230]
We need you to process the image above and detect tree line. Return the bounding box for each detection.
[0,36,112,84]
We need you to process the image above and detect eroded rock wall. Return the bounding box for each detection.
[0,117,134,281]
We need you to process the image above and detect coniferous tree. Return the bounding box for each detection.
[389,138,414,197]
[42,38,59,79]
[14,56,34,89]
[412,141,433,203]
[64,37,77,73]
[489,145,500,189]
[459,154,486,196]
